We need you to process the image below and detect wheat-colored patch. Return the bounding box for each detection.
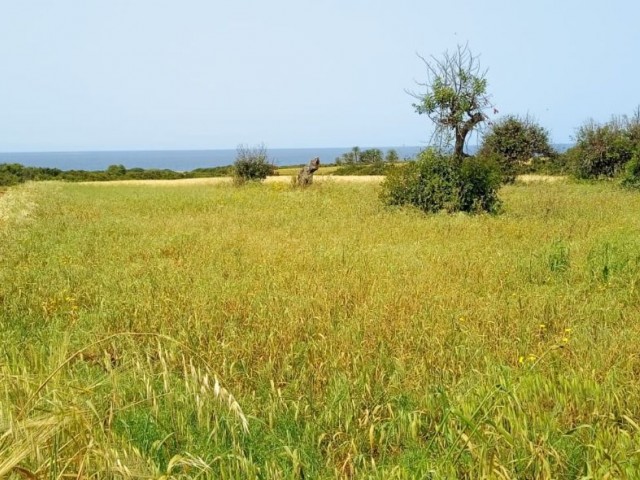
[517,174,567,183]
[0,183,39,226]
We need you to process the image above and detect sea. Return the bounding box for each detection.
[0,144,573,172]
[0,147,424,172]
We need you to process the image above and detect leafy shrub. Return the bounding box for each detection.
[360,148,384,164]
[458,156,503,213]
[385,149,400,163]
[621,149,640,189]
[568,116,639,179]
[479,115,555,183]
[233,144,275,184]
[380,149,501,214]
[0,163,25,186]
[106,164,127,178]
[381,149,459,213]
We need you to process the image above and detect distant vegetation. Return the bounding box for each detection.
[334,147,400,165]
[0,162,232,187]
[565,111,640,180]
[332,147,400,176]
[479,115,557,183]
[232,144,276,185]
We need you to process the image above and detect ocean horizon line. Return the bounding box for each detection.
[0,144,573,171]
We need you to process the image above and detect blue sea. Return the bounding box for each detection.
[0,144,573,171]
[0,147,425,171]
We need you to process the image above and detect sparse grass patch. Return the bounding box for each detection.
[1,180,640,478]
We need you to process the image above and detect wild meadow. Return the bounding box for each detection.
[1,178,639,479]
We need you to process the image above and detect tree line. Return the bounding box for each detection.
[0,163,233,187]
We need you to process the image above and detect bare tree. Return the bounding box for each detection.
[410,44,493,161]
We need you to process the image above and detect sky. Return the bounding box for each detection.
[1,0,639,152]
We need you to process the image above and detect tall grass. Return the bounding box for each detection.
[1,179,639,478]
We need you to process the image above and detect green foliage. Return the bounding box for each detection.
[106,164,127,177]
[0,163,233,184]
[621,149,640,189]
[188,166,233,178]
[385,149,400,163]
[360,148,384,164]
[122,168,185,180]
[458,155,503,213]
[335,147,386,165]
[381,149,459,213]
[381,149,501,214]
[479,115,555,182]
[232,144,275,184]
[0,163,24,186]
[568,115,640,179]
[528,154,569,176]
[0,163,65,186]
[333,147,399,175]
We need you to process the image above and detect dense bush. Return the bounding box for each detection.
[567,116,640,179]
[385,149,400,163]
[0,163,65,186]
[381,150,458,213]
[380,149,501,214]
[621,149,640,189]
[479,115,555,182]
[0,163,24,186]
[233,144,275,184]
[106,164,127,177]
[0,163,234,185]
[458,155,503,213]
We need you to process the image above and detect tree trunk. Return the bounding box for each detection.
[297,157,320,186]
[454,112,485,161]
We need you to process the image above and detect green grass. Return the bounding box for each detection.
[1,179,640,478]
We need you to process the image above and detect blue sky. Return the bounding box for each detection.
[1,0,638,152]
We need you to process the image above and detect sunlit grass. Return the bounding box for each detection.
[276,165,339,176]
[1,179,639,478]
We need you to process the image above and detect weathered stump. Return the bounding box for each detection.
[296,157,320,187]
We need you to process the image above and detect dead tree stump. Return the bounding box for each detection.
[296,157,320,187]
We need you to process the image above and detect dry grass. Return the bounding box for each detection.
[82,174,385,187]
[517,174,568,183]
[1,179,639,478]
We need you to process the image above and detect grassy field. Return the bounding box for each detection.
[1,179,639,478]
